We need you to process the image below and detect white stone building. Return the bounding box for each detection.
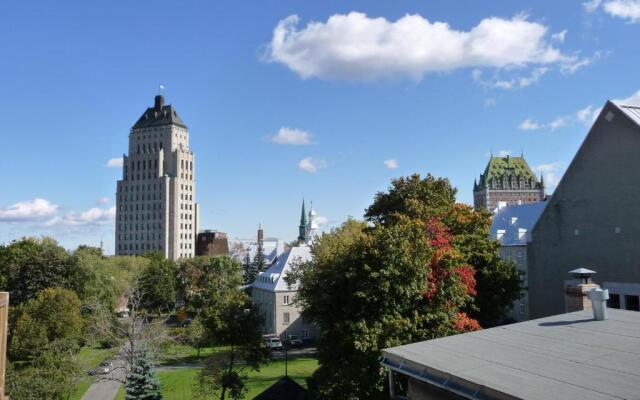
[490,202,545,322]
[115,95,199,260]
[251,245,319,341]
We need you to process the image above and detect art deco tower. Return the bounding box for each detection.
[115,95,199,260]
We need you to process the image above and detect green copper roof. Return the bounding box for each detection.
[300,199,307,226]
[484,156,536,180]
[298,199,307,242]
[477,155,542,190]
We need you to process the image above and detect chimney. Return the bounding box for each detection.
[564,268,601,315]
[154,95,164,111]
[257,223,264,244]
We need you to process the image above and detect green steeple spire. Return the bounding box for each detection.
[298,199,307,242]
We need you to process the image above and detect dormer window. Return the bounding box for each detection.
[518,228,527,240]
[497,229,506,240]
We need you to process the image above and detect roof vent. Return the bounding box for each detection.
[587,288,609,321]
[605,111,615,122]
[569,267,596,284]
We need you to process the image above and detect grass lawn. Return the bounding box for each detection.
[70,345,120,400]
[158,342,229,366]
[115,357,318,400]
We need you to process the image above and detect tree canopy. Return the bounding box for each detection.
[364,174,521,327]
[0,237,82,306]
[187,256,269,400]
[139,252,177,313]
[10,287,83,360]
[288,173,521,399]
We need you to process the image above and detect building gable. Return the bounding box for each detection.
[528,100,640,318]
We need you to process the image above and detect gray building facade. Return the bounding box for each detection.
[528,101,640,318]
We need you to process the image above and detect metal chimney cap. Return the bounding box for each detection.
[568,268,596,275]
[569,268,596,284]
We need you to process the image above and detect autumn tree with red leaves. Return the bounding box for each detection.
[287,174,519,400]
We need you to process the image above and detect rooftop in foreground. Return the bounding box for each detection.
[381,309,640,400]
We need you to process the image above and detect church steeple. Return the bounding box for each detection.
[298,199,307,242]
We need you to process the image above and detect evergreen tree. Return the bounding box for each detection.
[242,253,256,284]
[251,243,267,273]
[125,349,162,400]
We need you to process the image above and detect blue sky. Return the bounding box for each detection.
[1,0,640,253]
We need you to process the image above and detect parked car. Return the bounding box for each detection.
[99,361,112,374]
[181,318,192,327]
[288,335,303,346]
[263,337,283,350]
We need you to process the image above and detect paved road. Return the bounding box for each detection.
[270,346,317,360]
[81,357,126,400]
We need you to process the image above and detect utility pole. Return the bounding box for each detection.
[0,292,9,400]
[284,338,288,377]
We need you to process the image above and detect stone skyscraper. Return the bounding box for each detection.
[116,95,199,260]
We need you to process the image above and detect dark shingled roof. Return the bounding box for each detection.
[252,376,307,400]
[132,95,187,129]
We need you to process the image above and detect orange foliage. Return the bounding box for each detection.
[454,312,481,332]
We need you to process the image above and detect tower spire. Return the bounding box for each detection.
[298,199,307,242]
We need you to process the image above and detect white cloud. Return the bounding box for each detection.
[383,159,399,169]
[55,207,116,226]
[298,157,326,173]
[560,51,602,75]
[576,89,640,126]
[0,198,59,222]
[518,119,541,131]
[106,157,123,168]
[616,88,640,105]
[584,0,640,22]
[315,216,329,226]
[576,105,596,124]
[98,197,110,205]
[270,127,313,145]
[474,67,548,89]
[533,162,563,189]
[549,116,569,130]
[497,150,512,157]
[0,198,115,228]
[604,0,640,22]
[583,0,603,12]
[551,30,568,42]
[484,97,497,107]
[267,12,573,82]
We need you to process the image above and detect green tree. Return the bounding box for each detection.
[184,318,210,358]
[0,237,80,306]
[364,173,521,327]
[176,256,242,314]
[242,252,257,285]
[251,243,267,273]
[139,253,177,313]
[194,256,269,400]
[288,217,479,399]
[6,347,82,400]
[73,247,119,310]
[125,349,162,400]
[10,288,83,360]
